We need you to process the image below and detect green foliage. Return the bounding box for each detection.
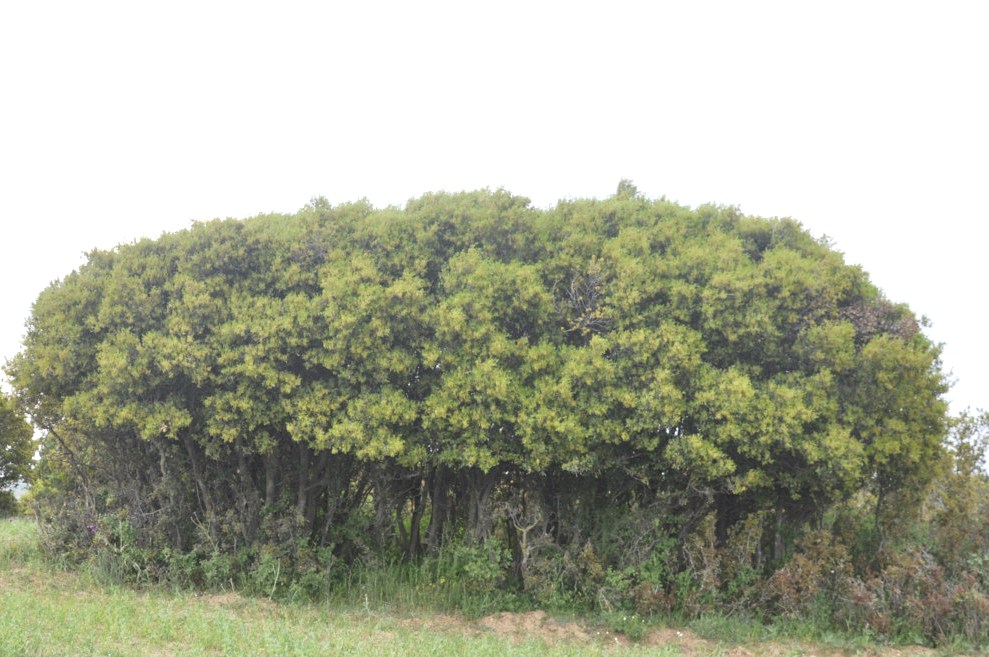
[928,411,989,576]
[0,392,33,494]
[5,185,966,644]
[0,490,19,517]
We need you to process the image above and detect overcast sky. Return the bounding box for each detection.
[1,1,986,413]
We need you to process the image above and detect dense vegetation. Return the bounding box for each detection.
[0,517,898,657]
[6,184,989,647]
[0,392,33,515]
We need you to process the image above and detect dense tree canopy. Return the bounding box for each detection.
[6,185,949,583]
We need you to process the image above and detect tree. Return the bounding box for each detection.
[1,391,33,496]
[4,186,950,592]
[927,410,989,573]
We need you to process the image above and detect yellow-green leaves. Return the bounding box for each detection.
[320,388,417,461]
[666,434,736,481]
[6,187,950,557]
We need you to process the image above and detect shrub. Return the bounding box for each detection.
[765,529,853,620]
[0,490,18,517]
[947,572,989,647]
[434,538,511,593]
[675,514,720,616]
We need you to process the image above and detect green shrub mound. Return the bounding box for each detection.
[8,184,988,647]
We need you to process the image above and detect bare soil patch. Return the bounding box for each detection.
[394,610,944,656]
[479,610,593,644]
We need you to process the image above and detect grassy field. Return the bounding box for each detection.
[0,518,955,657]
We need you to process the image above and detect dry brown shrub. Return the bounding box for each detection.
[764,529,852,619]
[631,582,675,615]
[946,572,989,646]
[677,513,720,615]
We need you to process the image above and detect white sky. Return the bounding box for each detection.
[1,1,986,413]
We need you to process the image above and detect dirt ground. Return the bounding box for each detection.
[397,609,942,656]
[150,589,948,656]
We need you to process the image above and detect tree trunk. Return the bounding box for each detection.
[506,516,523,585]
[465,468,497,544]
[772,498,785,564]
[406,477,427,560]
[237,447,261,542]
[296,442,311,519]
[426,465,449,553]
[264,452,279,507]
[182,434,216,541]
[304,451,331,536]
[45,424,95,512]
[714,491,738,548]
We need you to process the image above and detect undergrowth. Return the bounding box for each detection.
[8,515,989,655]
